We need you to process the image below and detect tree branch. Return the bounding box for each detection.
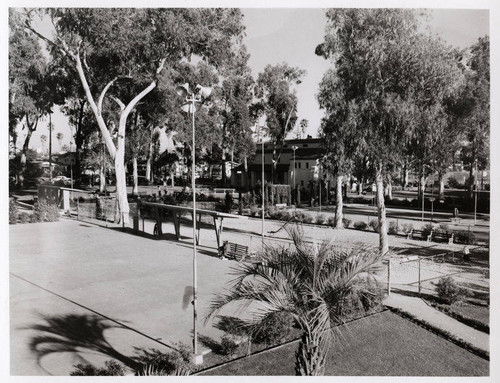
[110,96,125,111]
[98,77,118,113]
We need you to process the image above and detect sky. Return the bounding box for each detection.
[15,7,489,152]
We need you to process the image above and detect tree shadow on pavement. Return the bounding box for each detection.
[25,313,142,372]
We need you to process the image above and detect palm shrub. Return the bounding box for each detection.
[207,225,384,376]
[342,218,351,228]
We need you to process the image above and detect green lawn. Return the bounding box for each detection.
[199,310,488,376]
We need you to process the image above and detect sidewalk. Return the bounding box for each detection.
[383,293,489,354]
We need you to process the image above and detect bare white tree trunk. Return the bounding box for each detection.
[376,165,389,256]
[99,165,106,193]
[438,172,445,200]
[132,156,138,195]
[334,175,344,228]
[386,175,392,200]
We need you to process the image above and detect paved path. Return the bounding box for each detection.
[383,293,489,354]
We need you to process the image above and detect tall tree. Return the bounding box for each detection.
[9,9,56,186]
[216,46,255,185]
[455,36,490,198]
[317,9,463,254]
[317,69,359,228]
[254,63,305,183]
[25,8,246,223]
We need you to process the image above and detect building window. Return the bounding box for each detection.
[298,162,301,169]
[294,162,297,169]
[305,162,309,169]
[303,144,308,147]
[301,180,304,186]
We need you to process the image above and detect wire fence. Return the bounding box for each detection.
[383,247,487,296]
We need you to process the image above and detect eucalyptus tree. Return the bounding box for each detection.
[402,35,464,202]
[455,36,490,198]
[316,9,464,254]
[25,8,246,223]
[9,9,56,185]
[317,68,359,228]
[254,63,306,183]
[216,45,255,185]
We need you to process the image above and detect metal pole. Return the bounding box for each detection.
[261,135,265,247]
[421,185,425,222]
[293,149,296,203]
[387,259,391,296]
[191,97,198,356]
[418,258,421,295]
[474,161,478,225]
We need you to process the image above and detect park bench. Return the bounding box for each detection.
[428,231,454,245]
[407,229,431,241]
[219,241,249,262]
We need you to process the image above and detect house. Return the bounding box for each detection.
[231,137,324,191]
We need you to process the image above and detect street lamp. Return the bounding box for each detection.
[292,145,298,204]
[474,159,478,225]
[176,82,212,361]
[69,141,74,189]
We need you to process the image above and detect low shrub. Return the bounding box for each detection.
[18,212,32,224]
[421,223,434,236]
[315,214,326,225]
[401,223,413,234]
[435,277,468,304]
[353,221,368,230]
[219,334,240,356]
[294,211,313,223]
[342,218,352,228]
[388,221,399,235]
[9,199,18,224]
[253,311,295,345]
[302,213,314,224]
[454,230,476,245]
[327,216,336,227]
[368,219,379,233]
[436,223,450,234]
[250,205,260,217]
[70,360,126,376]
[33,200,60,222]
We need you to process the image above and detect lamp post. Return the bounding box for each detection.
[176,82,212,361]
[292,145,298,204]
[474,159,478,225]
[429,197,435,223]
[69,141,74,189]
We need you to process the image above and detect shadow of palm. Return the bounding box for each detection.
[27,313,141,371]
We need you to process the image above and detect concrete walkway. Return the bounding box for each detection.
[383,293,489,354]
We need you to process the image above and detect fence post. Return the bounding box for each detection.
[387,259,391,296]
[418,258,421,295]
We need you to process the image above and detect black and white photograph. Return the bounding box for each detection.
[3,0,496,380]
